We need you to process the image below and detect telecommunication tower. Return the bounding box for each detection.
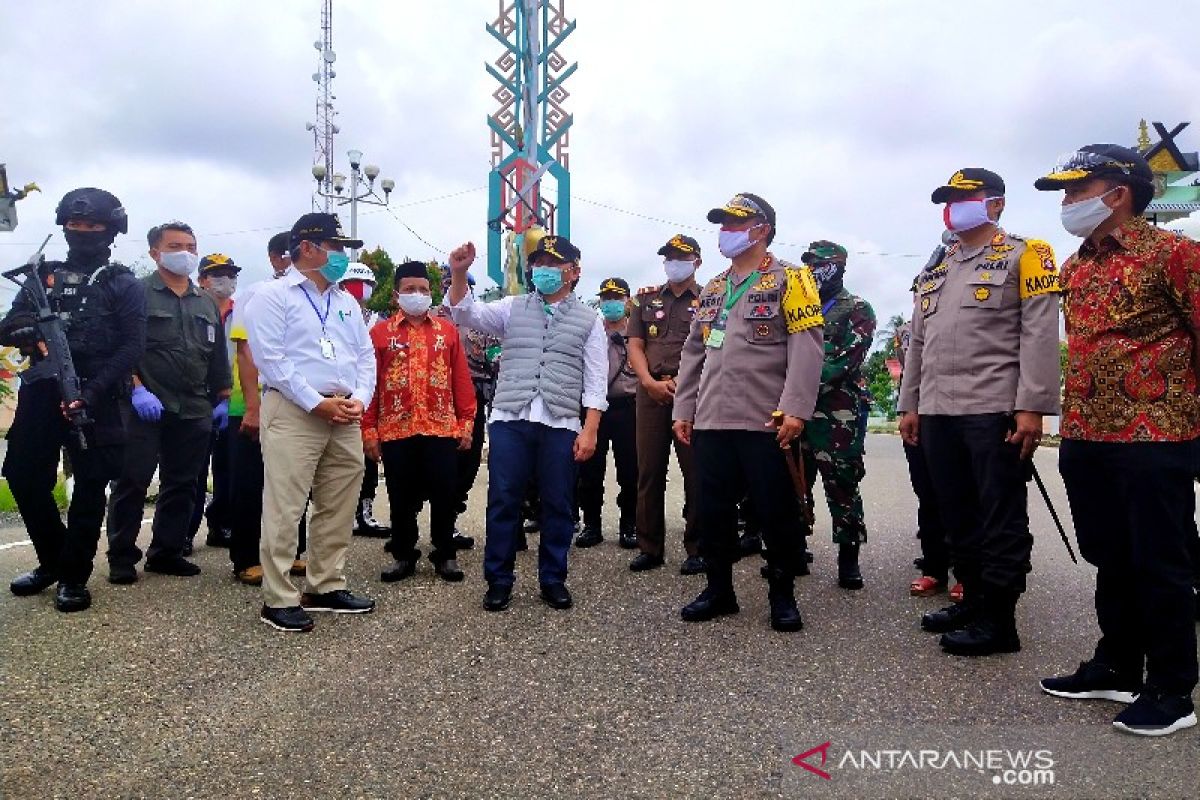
[305,0,340,212]
[485,0,576,293]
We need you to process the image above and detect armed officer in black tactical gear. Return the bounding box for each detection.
[0,188,146,612]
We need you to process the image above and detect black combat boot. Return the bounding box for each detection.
[921,596,982,633]
[766,567,804,632]
[940,590,1021,656]
[738,532,763,558]
[574,521,603,548]
[837,542,864,590]
[681,562,739,622]
[353,498,390,538]
[617,518,638,549]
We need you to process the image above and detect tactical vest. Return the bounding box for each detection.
[492,293,596,419]
[823,289,869,393]
[47,262,131,378]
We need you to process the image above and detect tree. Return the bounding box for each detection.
[358,247,396,315]
[862,313,907,420]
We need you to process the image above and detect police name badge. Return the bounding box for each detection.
[207,325,216,343]
[319,337,336,359]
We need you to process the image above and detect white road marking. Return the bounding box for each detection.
[0,518,153,552]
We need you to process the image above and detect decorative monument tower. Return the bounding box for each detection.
[485,0,576,293]
[306,0,340,212]
[1137,120,1200,226]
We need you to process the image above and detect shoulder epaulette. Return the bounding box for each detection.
[636,284,661,296]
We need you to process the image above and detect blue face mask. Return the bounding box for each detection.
[320,250,351,283]
[599,299,627,322]
[530,266,564,295]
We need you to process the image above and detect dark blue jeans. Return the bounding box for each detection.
[484,420,578,588]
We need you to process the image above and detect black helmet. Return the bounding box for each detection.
[55,187,128,234]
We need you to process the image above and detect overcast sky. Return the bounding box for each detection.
[3,0,1199,330]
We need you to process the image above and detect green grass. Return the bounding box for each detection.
[0,477,69,512]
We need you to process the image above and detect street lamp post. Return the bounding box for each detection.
[312,149,394,261]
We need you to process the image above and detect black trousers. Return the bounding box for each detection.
[382,436,459,563]
[107,409,212,568]
[904,440,949,581]
[360,456,379,502]
[227,419,306,572]
[1059,438,1198,697]
[577,395,637,526]
[187,423,234,539]
[454,387,489,516]
[693,429,804,576]
[919,414,1031,595]
[2,380,124,584]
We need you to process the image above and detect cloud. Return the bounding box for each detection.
[2,0,1198,330]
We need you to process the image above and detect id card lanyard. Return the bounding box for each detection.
[300,286,336,359]
[706,270,756,349]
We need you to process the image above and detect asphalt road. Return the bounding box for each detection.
[1,434,1197,799]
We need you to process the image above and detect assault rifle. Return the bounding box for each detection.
[3,235,92,449]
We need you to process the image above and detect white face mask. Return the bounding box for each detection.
[159,250,199,276]
[396,292,433,316]
[206,276,237,300]
[1060,189,1117,238]
[717,225,763,259]
[663,258,696,284]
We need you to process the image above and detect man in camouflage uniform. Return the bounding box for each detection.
[797,241,876,590]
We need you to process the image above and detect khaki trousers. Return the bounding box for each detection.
[259,390,365,608]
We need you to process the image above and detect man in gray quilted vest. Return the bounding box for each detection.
[446,236,608,612]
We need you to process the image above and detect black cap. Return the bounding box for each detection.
[706,193,776,228]
[1034,144,1154,191]
[529,234,581,264]
[657,234,701,257]
[288,212,364,250]
[930,169,1006,204]
[598,277,630,297]
[198,253,241,275]
[267,231,290,256]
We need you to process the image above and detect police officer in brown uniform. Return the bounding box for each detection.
[627,234,705,574]
[673,193,825,632]
[898,168,1061,657]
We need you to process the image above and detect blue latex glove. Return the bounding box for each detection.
[131,385,163,422]
[212,398,230,432]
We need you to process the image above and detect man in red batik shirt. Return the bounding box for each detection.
[363,260,476,584]
[1035,144,1200,737]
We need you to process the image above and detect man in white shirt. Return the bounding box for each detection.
[244,213,377,632]
[446,236,606,612]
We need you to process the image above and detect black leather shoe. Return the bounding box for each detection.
[629,552,664,572]
[108,565,138,585]
[617,521,638,550]
[540,582,573,609]
[381,559,417,583]
[452,528,475,550]
[680,587,740,622]
[205,527,232,548]
[144,557,201,577]
[837,543,864,590]
[679,555,706,575]
[483,583,512,612]
[260,605,315,632]
[921,600,981,633]
[434,558,465,582]
[10,567,58,596]
[574,524,603,548]
[352,498,391,538]
[940,618,1021,656]
[301,589,375,614]
[515,533,529,552]
[522,518,540,534]
[54,583,91,613]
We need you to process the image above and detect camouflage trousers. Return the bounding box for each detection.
[801,419,867,545]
